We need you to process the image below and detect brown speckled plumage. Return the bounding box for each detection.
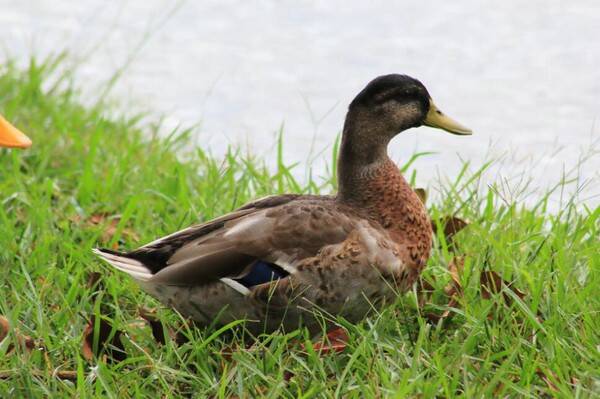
[94,74,470,335]
[340,158,432,277]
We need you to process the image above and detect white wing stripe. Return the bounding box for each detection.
[220,278,251,296]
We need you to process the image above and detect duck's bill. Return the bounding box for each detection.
[0,115,32,148]
[424,99,472,135]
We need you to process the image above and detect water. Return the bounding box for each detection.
[1,1,599,208]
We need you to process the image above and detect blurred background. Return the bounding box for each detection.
[1,0,599,207]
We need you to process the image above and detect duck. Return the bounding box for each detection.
[0,114,32,149]
[94,74,472,336]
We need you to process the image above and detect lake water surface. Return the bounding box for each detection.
[1,1,599,208]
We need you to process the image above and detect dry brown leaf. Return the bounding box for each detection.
[0,370,78,381]
[415,276,436,308]
[424,296,461,324]
[444,256,465,297]
[440,297,460,321]
[72,213,140,244]
[414,188,427,204]
[173,319,201,346]
[284,370,295,382]
[18,334,37,352]
[441,216,469,239]
[86,272,102,289]
[82,315,127,363]
[86,271,105,304]
[217,344,239,362]
[480,270,526,304]
[570,376,579,386]
[88,213,108,225]
[432,216,469,252]
[139,308,167,345]
[423,257,465,324]
[493,381,506,396]
[0,315,40,353]
[424,311,442,324]
[91,213,139,243]
[309,327,349,355]
[536,368,559,393]
[0,315,9,343]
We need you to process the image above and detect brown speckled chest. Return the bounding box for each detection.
[339,158,432,278]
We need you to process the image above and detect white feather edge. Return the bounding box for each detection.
[92,248,153,282]
[221,257,296,296]
[274,260,297,275]
[220,278,251,296]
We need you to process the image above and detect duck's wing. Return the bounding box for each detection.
[94,194,356,290]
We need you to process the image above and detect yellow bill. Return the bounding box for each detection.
[0,114,32,148]
[424,99,472,135]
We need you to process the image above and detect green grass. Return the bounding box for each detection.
[0,56,598,398]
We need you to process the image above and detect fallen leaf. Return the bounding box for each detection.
[0,315,41,353]
[86,271,105,302]
[570,376,580,387]
[86,272,102,290]
[18,334,37,352]
[536,368,559,393]
[414,188,427,204]
[415,276,436,308]
[444,256,465,297]
[0,316,9,342]
[308,327,349,355]
[162,318,195,347]
[82,315,127,363]
[425,296,460,324]
[93,214,139,244]
[493,381,506,396]
[139,308,167,345]
[0,370,78,381]
[72,213,139,244]
[480,270,526,304]
[88,213,108,225]
[284,370,295,382]
[421,257,465,324]
[432,216,469,251]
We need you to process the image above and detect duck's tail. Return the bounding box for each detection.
[93,248,153,282]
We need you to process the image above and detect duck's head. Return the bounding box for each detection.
[347,74,472,140]
[338,75,472,199]
[0,115,32,149]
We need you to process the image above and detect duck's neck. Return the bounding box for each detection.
[336,115,431,256]
[336,112,396,204]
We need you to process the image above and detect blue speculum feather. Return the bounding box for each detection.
[234,260,288,288]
